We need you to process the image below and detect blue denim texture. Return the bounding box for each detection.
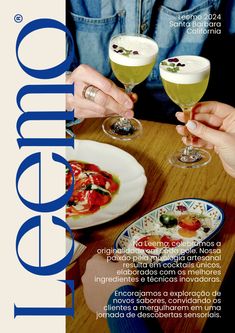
[67,0,235,122]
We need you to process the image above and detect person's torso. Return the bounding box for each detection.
[67,0,228,88]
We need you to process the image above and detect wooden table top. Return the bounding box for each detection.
[66,118,235,333]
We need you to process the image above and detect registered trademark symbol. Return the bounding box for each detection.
[14,14,23,23]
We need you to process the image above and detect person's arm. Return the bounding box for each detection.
[81,254,137,314]
[82,254,163,333]
[176,101,235,178]
[107,285,153,333]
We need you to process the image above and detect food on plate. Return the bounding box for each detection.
[130,210,215,262]
[135,235,162,250]
[158,211,205,238]
[116,200,223,265]
[178,228,197,238]
[178,214,201,231]
[135,235,182,250]
[66,161,119,217]
[159,213,178,228]
[160,235,182,247]
[134,211,212,252]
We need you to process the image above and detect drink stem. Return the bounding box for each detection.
[118,84,135,129]
[182,106,195,155]
[124,84,134,94]
[177,106,202,163]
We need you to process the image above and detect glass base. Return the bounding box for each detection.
[102,116,142,140]
[66,118,84,137]
[169,147,211,169]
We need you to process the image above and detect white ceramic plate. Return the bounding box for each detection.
[114,198,224,265]
[66,140,147,229]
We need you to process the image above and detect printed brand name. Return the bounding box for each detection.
[14,18,75,317]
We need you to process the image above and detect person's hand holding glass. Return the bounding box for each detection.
[159,55,211,168]
[102,34,159,140]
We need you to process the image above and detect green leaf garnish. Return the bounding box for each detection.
[166,67,179,72]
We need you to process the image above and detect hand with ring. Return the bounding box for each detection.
[66,64,136,119]
[175,101,235,178]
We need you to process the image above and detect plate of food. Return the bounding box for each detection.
[66,140,147,229]
[114,198,224,264]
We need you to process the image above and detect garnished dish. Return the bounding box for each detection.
[114,199,224,264]
[66,161,119,217]
[66,140,147,229]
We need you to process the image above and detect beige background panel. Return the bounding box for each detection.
[1,1,67,332]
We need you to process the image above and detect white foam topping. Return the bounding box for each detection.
[109,35,159,67]
[159,56,210,84]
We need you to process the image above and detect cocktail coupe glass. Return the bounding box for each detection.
[102,34,159,140]
[159,55,211,168]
